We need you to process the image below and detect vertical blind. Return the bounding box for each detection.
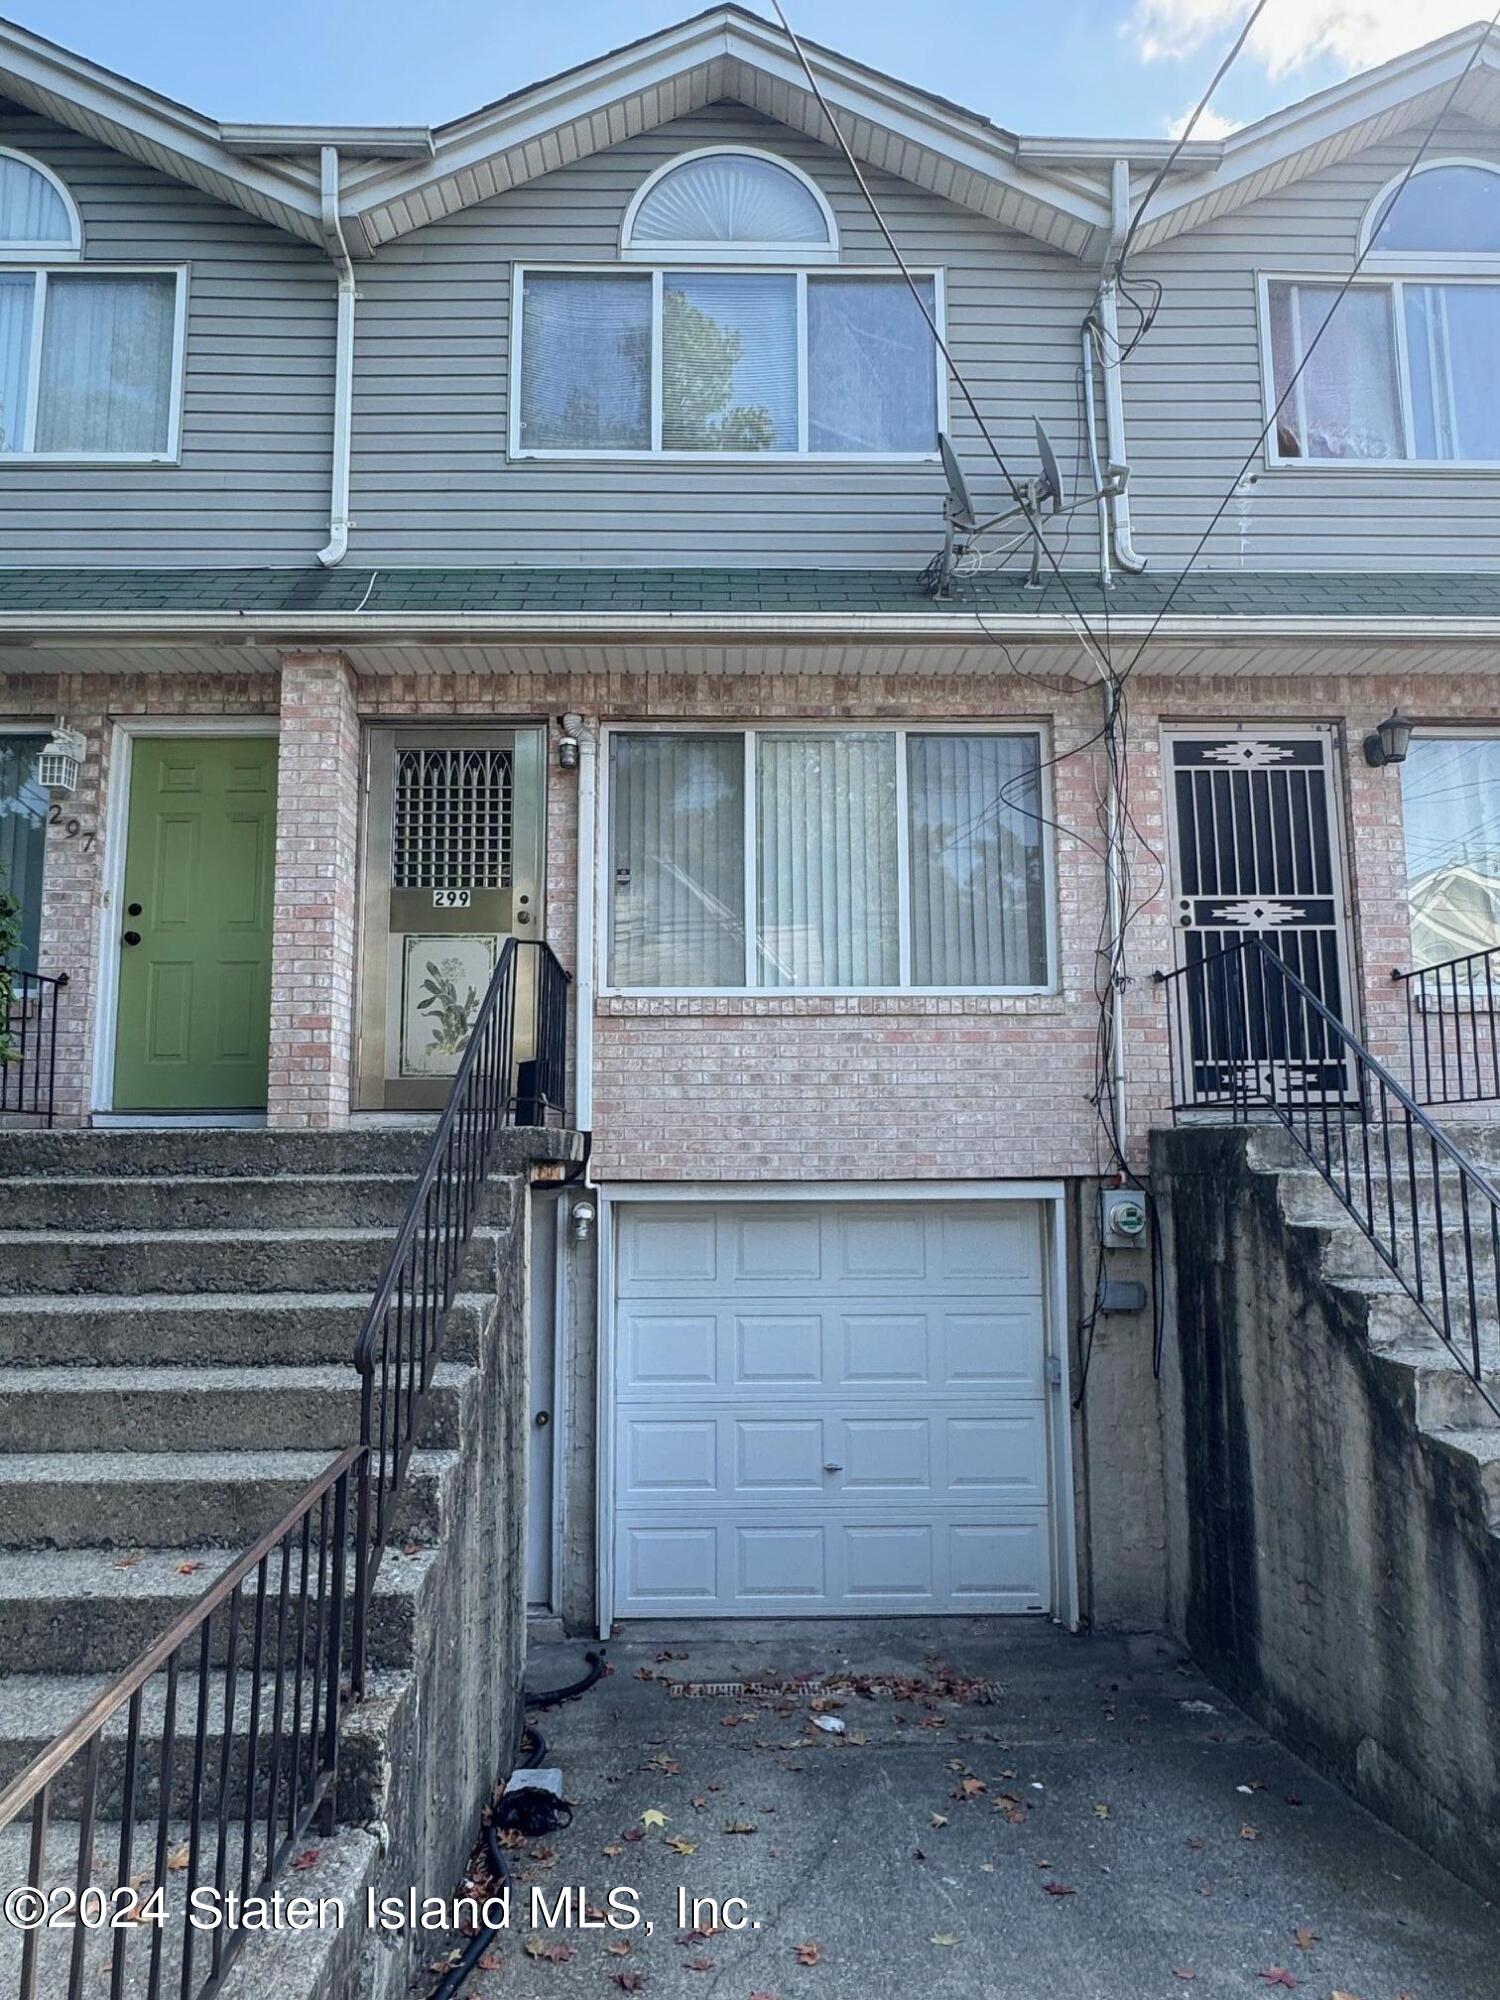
[0,157,73,243]
[756,733,899,987]
[608,729,1049,990]
[0,275,33,452]
[609,733,746,988]
[907,733,1047,987]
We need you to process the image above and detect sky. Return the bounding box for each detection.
[2,0,1483,138]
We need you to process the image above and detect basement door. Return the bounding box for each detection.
[1164,729,1354,1101]
[610,1200,1053,1618]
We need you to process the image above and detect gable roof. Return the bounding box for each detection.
[1,7,1498,262]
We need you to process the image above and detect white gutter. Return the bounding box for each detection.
[317,146,355,569]
[567,714,597,1137]
[1090,159,1148,576]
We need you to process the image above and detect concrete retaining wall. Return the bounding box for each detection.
[1153,1126,1500,1894]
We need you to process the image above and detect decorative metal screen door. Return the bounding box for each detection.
[1164,729,1354,1105]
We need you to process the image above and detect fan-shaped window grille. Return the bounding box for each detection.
[1365,163,1500,258]
[0,151,81,255]
[623,149,836,260]
[393,748,513,890]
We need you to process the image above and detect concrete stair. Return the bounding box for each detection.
[1249,1125,1500,1455]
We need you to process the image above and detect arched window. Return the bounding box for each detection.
[0,149,82,259]
[621,147,838,262]
[1265,159,1500,465]
[1362,160,1500,261]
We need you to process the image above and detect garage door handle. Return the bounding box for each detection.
[822,1462,843,1473]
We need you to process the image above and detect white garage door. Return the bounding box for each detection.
[611,1200,1054,1618]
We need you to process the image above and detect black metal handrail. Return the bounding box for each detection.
[0,1447,359,2000]
[1393,945,1500,1108]
[350,938,570,1690]
[1157,935,1500,1417]
[0,968,67,1125]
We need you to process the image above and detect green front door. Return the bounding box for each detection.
[113,737,277,1111]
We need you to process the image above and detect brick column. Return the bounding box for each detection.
[268,652,361,1129]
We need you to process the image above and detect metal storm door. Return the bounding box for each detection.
[356,727,544,1111]
[1165,729,1353,1102]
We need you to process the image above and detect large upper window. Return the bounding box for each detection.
[1401,735,1500,968]
[1265,161,1500,465]
[606,727,1051,993]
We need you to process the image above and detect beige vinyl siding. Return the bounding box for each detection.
[0,102,333,567]
[348,107,1100,570]
[1126,111,1500,573]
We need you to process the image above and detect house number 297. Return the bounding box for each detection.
[47,805,95,850]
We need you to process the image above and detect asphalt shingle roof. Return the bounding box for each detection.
[0,567,1496,619]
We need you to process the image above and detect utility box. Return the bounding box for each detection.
[1101,1186,1148,1250]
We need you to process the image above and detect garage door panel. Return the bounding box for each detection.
[736,1418,825,1491]
[620,1310,718,1388]
[734,1312,823,1385]
[613,1201,1055,1618]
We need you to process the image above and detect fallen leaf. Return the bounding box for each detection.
[664,1837,697,1856]
[1173,1974,1196,1984]
[613,1973,646,1992]
[607,1941,632,1958]
[640,1809,667,1830]
[114,1556,141,1570]
[1291,1927,1318,1950]
[793,1942,822,1966]
[929,1812,949,1829]
[1330,1993,1363,2000]
[522,1937,574,1964]
[176,1561,204,1577]
[1042,1883,1076,1898]
[477,1954,504,1971]
[722,1820,757,1835]
[601,1844,622,1858]
[955,1777,986,1799]
[290,1848,320,1872]
[1093,1802,1111,1819]
[682,1957,714,1972]
[1239,1824,1260,1840]
[929,1934,957,1948]
[166,1844,190,1873]
[1257,1972,1297,1990]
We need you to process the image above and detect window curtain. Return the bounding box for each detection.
[1269,283,1402,460]
[907,734,1047,987]
[1401,737,1500,967]
[519,272,652,451]
[608,734,745,987]
[662,274,797,451]
[756,733,898,987]
[0,158,71,243]
[34,274,175,454]
[0,274,33,452]
[807,276,935,452]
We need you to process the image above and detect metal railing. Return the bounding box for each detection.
[351,938,570,1689]
[0,969,67,1125]
[1157,934,1500,1416]
[1393,945,1500,1108]
[0,1449,358,2000]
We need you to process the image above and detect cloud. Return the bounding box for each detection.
[1164,103,1242,137]
[1129,0,1482,80]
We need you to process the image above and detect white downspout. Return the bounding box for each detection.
[317,145,355,568]
[1094,159,1148,575]
[567,715,597,1140]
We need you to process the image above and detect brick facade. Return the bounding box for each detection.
[3,652,1486,1151]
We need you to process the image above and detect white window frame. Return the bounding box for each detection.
[597,718,1058,999]
[0,262,188,464]
[0,147,83,262]
[1257,267,1500,472]
[1358,156,1500,271]
[509,262,947,462]
[619,145,840,264]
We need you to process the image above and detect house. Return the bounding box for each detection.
[3,8,1500,1898]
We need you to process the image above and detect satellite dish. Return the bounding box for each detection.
[1034,419,1066,516]
[938,433,976,531]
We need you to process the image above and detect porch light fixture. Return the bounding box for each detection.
[1363,707,1413,769]
[37,723,85,797]
[557,734,580,772]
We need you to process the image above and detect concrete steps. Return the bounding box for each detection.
[0,1172,422,1232]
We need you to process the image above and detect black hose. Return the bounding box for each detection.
[426,1660,604,2000]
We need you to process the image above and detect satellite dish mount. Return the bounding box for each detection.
[927,422,1125,597]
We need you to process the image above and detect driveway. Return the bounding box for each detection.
[437,1621,1498,2000]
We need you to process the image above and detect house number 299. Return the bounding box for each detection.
[432,889,471,909]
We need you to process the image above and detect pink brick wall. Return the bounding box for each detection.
[268,654,362,1130]
[6,655,1485,1151]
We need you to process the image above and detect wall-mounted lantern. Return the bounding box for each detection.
[1363,707,1413,769]
[37,723,86,796]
